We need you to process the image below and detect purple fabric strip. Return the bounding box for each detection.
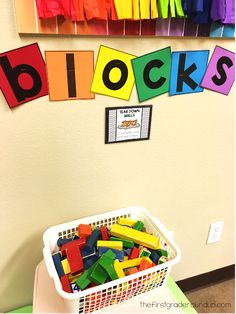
[169,18,185,36]
[155,18,171,36]
[183,19,198,36]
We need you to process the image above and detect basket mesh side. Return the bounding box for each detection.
[71,267,168,313]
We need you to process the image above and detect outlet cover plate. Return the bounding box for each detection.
[207,221,224,244]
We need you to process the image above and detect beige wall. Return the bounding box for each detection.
[0,0,234,311]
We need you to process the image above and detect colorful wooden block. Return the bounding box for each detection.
[120,258,143,269]
[158,256,168,264]
[52,252,65,278]
[139,259,153,271]
[60,238,86,257]
[129,247,139,259]
[98,247,124,261]
[57,237,73,247]
[68,272,82,283]
[149,249,161,264]
[100,226,109,240]
[78,224,92,238]
[110,236,134,248]
[99,255,118,280]
[61,258,71,275]
[124,256,129,261]
[86,228,101,251]
[76,269,92,290]
[81,247,96,259]
[110,224,160,249]
[117,217,137,227]
[139,247,151,258]
[84,255,100,270]
[133,221,144,231]
[156,249,168,257]
[67,246,84,275]
[114,259,125,278]
[97,240,123,251]
[126,267,139,275]
[89,264,108,285]
[60,274,72,293]
[124,248,132,256]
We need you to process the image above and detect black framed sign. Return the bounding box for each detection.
[105,105,152,144]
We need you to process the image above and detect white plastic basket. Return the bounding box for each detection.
[43,206,181,313]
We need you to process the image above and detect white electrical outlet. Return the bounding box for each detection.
[207,221,224,244]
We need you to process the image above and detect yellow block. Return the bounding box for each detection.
[120,258,143,269]
[114,259,125,278]
[68,272,82,283]
[117,217,137,227]
[61,259,71,275]
[124,256,129,261]
[97,240,123,251]
[144,257,154,265]
[110,224,160,250]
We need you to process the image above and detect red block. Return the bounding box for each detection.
[139,259,153,271]
[67,245,84,275]
[60,274,72,293]
[60,237,86,257]
[100,226,109,240]
[78,224,92,238]
[129,247,139,259]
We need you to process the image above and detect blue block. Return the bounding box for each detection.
[84,255,99,270]
[86,228,101,250]
[124,248,132,256]
[149,249,160,264]
[98,247,124,261]
[81,247,96,259]
[52,252,65,278]
[71,283,81,293]
[57,237,73,247]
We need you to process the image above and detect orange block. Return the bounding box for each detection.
[126,267,139,275]
[139,259,153,271]
[45,51,95,101]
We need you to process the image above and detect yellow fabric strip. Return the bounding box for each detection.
[114,0,133,19]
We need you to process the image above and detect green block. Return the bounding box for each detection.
[76,270,91,290]
[140,248,151,258]
[89,264,108,285]
[99,255,118,281]
[76,260,100,290]
[156,249,168,257]
[103,249,116,260]
[133,221,144,231]
[131,48,171,102]
[110,236,134,248]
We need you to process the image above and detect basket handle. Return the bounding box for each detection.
[43,247,56,278]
